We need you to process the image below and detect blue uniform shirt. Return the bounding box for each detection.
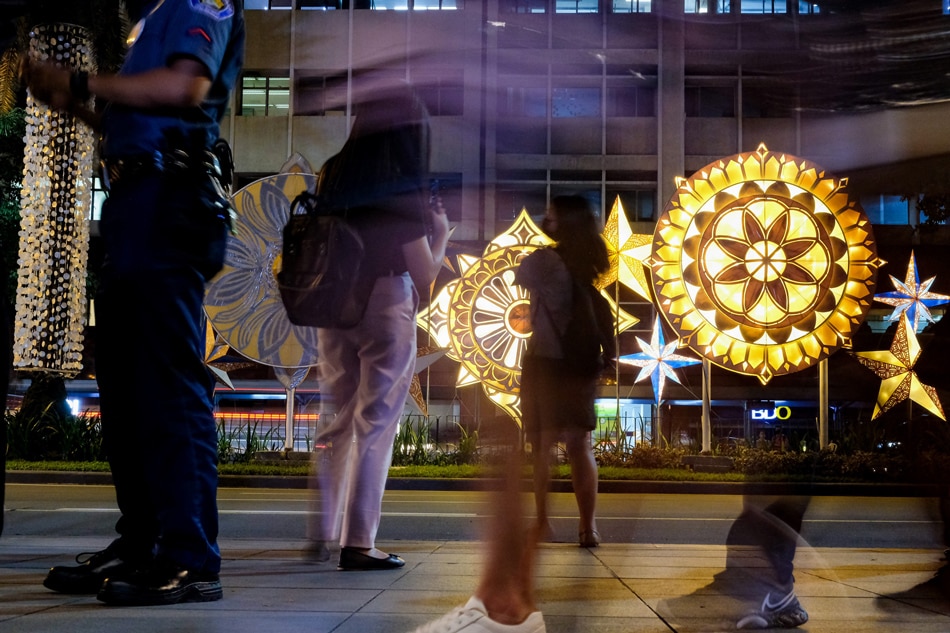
[101,0,245,159]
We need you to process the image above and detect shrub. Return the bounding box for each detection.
[595,443,686,469]
[5,408,104,461]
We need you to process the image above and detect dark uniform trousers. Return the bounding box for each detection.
[96,168,226,574]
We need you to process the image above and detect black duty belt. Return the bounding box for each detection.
[101,147,223,191]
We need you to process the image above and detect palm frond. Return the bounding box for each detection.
[0,49,20,115]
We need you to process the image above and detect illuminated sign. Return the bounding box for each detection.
[750,406,792,421]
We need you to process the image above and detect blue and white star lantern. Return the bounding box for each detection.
[619,316,702,404]
[874,251,950,332]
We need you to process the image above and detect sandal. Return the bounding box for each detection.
[578,530,601,548]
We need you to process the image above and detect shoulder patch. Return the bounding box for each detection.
[189,0,234,20]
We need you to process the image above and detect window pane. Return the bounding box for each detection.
[498,86,547,117]
[685,0,730,13]
[606,86,655,117]
[417,75,464,116]
[607,189,656,221]
[552,87,600,117]
[496,187,548,224]
[413,0,462,8]
[299,0,342,9]
[241,77,267,116]
[501,0,547,13]
[860,195,908,225]
[295,75,348,116]
[268,78,290,116]
[366,0,409,8]
[685,86,735,117]
[612,0,652,12]
[740,0,786,13]
[799,2,819,13]
[245,0,268,9]
[555,0,599,12]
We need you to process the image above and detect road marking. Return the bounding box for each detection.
[7,508,937,524]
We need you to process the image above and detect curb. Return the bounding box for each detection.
[5,470,943,497]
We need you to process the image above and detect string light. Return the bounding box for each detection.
[14,24,96,375]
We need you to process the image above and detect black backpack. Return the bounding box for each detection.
[559,279,616,377]
[276,191,371,329]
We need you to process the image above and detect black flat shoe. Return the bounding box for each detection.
[338,547,405,571]
[97,561,222,606]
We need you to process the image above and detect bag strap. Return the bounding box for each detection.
[290,190,338,218]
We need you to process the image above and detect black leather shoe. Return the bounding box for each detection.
[338,547,405,571]
[44,545,134,594]
[97,561,222,606]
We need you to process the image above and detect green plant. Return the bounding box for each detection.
[48,412,104,461]
[5,408,54,460]
[627,444,686,469]
[438,423,479,466]
[217,421,241,464]
[392,415,435,466]
[216,421,282,463]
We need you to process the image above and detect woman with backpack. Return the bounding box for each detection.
[515,195,613,548]
[307,79,449,571]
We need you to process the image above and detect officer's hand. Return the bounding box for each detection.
[20,58,73,111]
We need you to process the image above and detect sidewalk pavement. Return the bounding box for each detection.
[2,534,949,632]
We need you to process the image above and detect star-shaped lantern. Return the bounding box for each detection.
[204,321,236,390]
[598,196,653,301]
[874,251,949,332]
[619,316,702,404]
[851,314,945,420]
[407,346,449,416]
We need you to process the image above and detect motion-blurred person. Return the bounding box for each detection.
[515,195,613,548]
[409,420,546,633]
[308,80,449,570]
[22,0,244,605]
[659,495,811,630]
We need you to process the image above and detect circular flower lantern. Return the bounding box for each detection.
[419,209,638,422]
[204,172,319,369]
[650,144,882,384]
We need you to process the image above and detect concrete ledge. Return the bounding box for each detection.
[681,455,735,473]
[5,470,944,497]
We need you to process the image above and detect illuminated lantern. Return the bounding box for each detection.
[418,209,637,423]
[851,313,945,421]
[874,251,950,332]
[619,316,702,404]
[14,24,96,375]
[650,144,882,384]
[598,196,653,301]
[204,173,319,370]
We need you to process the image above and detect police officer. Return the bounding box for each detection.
[21,0,244,606]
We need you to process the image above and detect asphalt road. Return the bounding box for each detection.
[3,483,946,550]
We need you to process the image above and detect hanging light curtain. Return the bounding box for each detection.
[14,23,96,375]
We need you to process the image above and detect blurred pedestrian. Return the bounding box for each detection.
[515,195,612,547]
[308,79,449,570]
[409,420,546,633]
[23,0,244,605]
[658,495,811,630]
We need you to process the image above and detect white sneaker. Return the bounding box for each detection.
[410,596,546,633]
[736,589,808,630]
